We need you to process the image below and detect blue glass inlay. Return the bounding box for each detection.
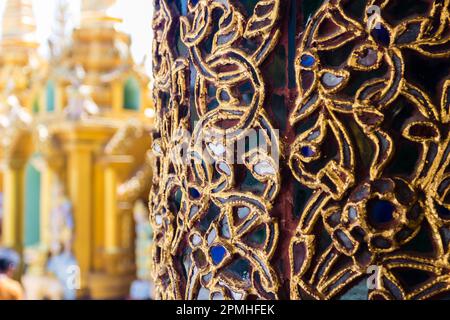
[189,188,201,199]
[301,146,315,157]
[180,0,188,15]
[371,25,391,47]
[300,54,316,68]
[210,246,227,265]
[368,199,395,224]
[224,259,251,282]
[437,203,450,218]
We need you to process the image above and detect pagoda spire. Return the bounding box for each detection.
[80,0,121,28]
[1,0,37,45]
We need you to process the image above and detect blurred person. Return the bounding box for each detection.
[0,248,24,300]
[47,244,78,300]
[47,182,78,300]
[129,200,154,300]
[22,247,64,300]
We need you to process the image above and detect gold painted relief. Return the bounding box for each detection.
[150,0,450,300]
[150,0,282,300]
[289,0,450,300]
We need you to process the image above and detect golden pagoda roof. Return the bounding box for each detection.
[1,0,37,45]
[81,0,122,28]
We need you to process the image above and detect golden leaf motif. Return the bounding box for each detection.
[244,0,280,39]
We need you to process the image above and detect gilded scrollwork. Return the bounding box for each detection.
[150,0,281,300]
[289,0,450,300]
[151,0,450,300]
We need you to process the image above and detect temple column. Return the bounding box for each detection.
[104,164,119,254]
[39,156,64,249]
[39,165,51,248]
[92,161,105,271]
[1,159,26,252]
[102,155,132,273]
[89,155,134,300]
[66,142,93,297]
[55,82,65,113]
[111,80,123,114]
[59,126,114,298]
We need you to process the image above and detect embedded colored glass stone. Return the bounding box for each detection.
[218,89,231,102]
[208,142,226,156]
[197,287,210,300]
[321,72,344,88]
[155,214,163,226]
[193,249,207,268]
[371,25,391,47]
[189,205,199,219]
[153,141,162,154]
[207,229,217,245]
[230,291,243,300]
[245,226,267,246]
[358,48,378,67]
[220,217,231,239]
[189,188,201,199]
[224,258,251,282]
[237,207,250,220]
[348,206,358,222]
[437,203,450,218]
[335,229,354,251]
[217,161,231,175]
[326,211,341,228]
[367,199,395,225]
[191,234,202,246]
[211,292,224,300]
[301,146,315,157]
[202,272,212,285]
[300,54,315,67]
[254,161,276,175]
[173,189,183,212]
[210,245,227,265]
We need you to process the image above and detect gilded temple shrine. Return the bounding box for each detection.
[0,0,155,299]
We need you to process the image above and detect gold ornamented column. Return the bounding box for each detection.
[1,159,26,250]
[0,0,41,109]
[57,126,115,297]
[0,128,33,274]
[32,0,154,299]
[0,0,39,267]
[102,156,132,270]
[150,0,450,301]
[66,142,92,295]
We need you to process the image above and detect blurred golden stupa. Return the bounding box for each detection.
[0,0,155,300]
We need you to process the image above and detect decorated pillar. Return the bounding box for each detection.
[59,127,114,297]
[1,128,33,277]
[1,159,26,251]
[39,156,65,250]
[66,142,92,295]
[0,0,40,257]
[150,0,450,300]
[33,0,153,300]
[0,0,41,110]
[102,156,132,271]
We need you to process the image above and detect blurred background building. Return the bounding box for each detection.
[0,0,155,300]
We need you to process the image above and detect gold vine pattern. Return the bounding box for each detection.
[289,0,450,300]
[150,0,282,300]
[150,0,450,300]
